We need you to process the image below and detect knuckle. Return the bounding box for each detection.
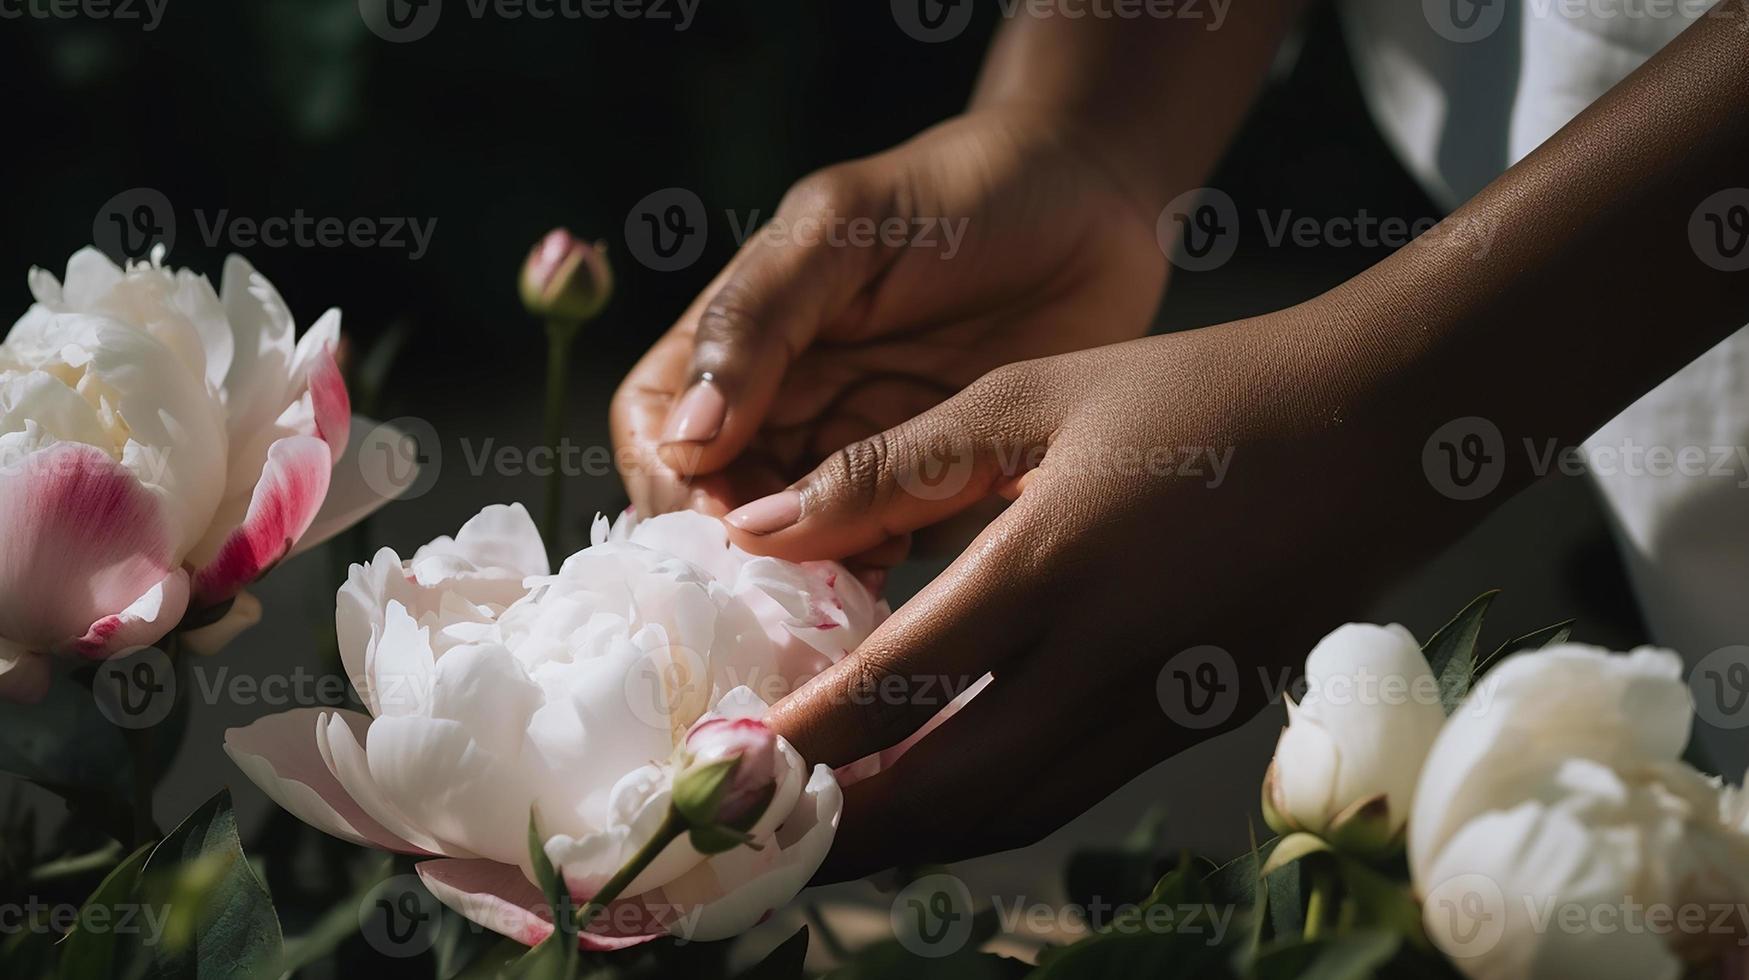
[693,281,762,369]
[956,362,1042,440]
[782,164,864,217]
[820,431,893,512]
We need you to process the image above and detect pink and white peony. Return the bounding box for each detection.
[1410,646,1749,980]
[0,247,400,701]
[224,504,885,948]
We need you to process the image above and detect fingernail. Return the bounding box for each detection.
[661,377,725,444]
[725,490,801,535]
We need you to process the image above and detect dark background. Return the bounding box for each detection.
[0,1,1651,973]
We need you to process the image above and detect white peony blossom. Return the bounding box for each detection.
[1410,646,1749,980]
[225,504,886,948]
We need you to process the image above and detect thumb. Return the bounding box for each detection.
[656,165,892,475]
[720,365,1055,560]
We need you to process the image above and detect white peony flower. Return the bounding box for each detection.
[0,247,401,701]
[1263,623,1446,853]
[225,504,886,948]
[1409,646,1749,980]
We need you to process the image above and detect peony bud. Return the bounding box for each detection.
[672,717,779,853]
[519,228,612,323]
[1262,623,1446,856]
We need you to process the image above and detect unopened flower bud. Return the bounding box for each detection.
[672,717,779,853]
[520,228,612,323]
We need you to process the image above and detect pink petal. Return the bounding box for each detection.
[224,708,435,855]
[306,346,350,464]
[288,416,416,560]
[191,435,331,608]
[71,569,190,659]
[0,442,176,651]
[416,859,667,951]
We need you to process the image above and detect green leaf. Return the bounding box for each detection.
[54,843,153,980]
[139,789,283,978]
[1333,856,1425,949]
[1253,930,1401,980]
[1422,591,1499,713]
[736,926,809,980]
[1261,834,1332,877]
[521,807,578,973]
[1474,619,1574,679]
[1205,837,1302,942]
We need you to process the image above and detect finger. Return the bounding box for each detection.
[767,492,1053,771]
[611,318,708,517]
[655,166,897,475]
[720,364,1058,562]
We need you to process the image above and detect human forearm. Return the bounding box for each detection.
[971,0,1313,216]
[1311,0,1749,491]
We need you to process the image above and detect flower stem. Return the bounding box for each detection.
[542,318,578,566]
[574,808,685,933]
[1303,863,1338,941]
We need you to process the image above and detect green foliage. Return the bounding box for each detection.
[1420,591,1499,713]
[137,789,284,978]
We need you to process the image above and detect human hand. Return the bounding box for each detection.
[609,107,1167,581]
[715,301,1479,880]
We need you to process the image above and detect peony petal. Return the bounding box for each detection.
[1409,646,1691,884]
[659,764,843,942]
[1420,801,1681,980]
[415,858,664,951]
[217,255,296,444]
[413,503,550,582]
[190,435,332,608]
[224,708,434,855]
[71,569,190,659]
[319,710,457,857]
[305,345,350,464]
[1271,711,1342,832]
[289,417,417,559]
[0,442,178,651]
